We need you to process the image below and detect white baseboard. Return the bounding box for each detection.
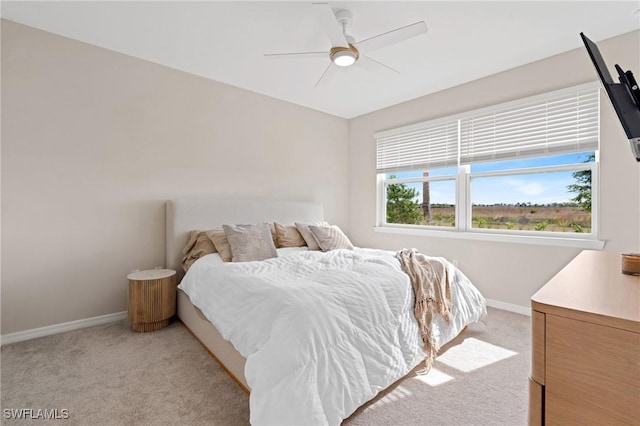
[1,300,528,345]
[1,311,128,346]
[485,298,531,316]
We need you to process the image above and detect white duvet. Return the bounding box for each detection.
[179,248,486,426]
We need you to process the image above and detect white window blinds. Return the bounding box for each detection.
[459,85,599,164]
[375,83,599,173]
[375,119,459,173]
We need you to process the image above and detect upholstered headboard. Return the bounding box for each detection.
[166,198,324,281]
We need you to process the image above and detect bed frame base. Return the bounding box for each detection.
[166,198,324,394]
[177,289,249,393]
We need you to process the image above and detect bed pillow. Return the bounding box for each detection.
[223,223,278,262]
[274,222,306,248]
[208,228,233,262]
[269,223,278,245]
[295,221,330,251]
[309,225,355,251]
[181,230,218,272]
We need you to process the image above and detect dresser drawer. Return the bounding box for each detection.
[531,310,545,385]
[545,314,640,425]
[528,377,543,426]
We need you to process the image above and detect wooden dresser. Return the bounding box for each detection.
[530,250,640,425]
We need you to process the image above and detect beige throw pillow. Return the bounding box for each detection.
[223,223,278,262]
[181,230,218,272]
[274,222,306,248]
[309,225,354,251]
[268,223,277,244]
[208,228,233,262]
[295,221,330,251]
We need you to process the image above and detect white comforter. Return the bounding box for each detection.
[179,248,486,426]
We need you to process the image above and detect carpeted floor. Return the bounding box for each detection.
[1,307,529,425]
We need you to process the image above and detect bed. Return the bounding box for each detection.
[166,198,487,426]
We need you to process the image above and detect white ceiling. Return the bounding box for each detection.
[2,1,639,119]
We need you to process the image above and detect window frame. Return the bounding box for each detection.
[375,83,604,249]
[462,160,599,237]
[380,172,459,230]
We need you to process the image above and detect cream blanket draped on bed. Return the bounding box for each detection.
[396,248,452,372]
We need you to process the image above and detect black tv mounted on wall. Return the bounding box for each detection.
[581,32,640,161]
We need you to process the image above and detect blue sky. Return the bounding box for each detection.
[388,152,593,205]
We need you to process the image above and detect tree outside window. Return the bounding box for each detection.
[386,176,422,224]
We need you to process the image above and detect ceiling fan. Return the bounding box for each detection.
[264,3,428,87]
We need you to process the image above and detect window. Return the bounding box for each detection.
[376,83,600,244]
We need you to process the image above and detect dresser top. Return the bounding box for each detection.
[531,250,640,332]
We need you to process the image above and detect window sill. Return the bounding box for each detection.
[373,226,605,250]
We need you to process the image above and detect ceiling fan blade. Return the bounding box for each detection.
[312,3,349,47]
[264,51,328,59]
[355,21,427,54]
[314,62,338,87]
[357,55,400,75]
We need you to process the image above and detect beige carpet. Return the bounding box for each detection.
[1,307,529,425]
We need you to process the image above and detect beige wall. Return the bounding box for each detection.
[2,19,639,335]
[1,20,348,334]
[348,30,640,309]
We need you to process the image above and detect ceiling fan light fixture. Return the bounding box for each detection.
[330,46,359,67]
[332,51,356,66]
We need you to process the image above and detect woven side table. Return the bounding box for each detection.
[127,269,177,332]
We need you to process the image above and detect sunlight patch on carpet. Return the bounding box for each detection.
[436,337,518,372]
[413,367,454,387]
[363,385,412,412]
